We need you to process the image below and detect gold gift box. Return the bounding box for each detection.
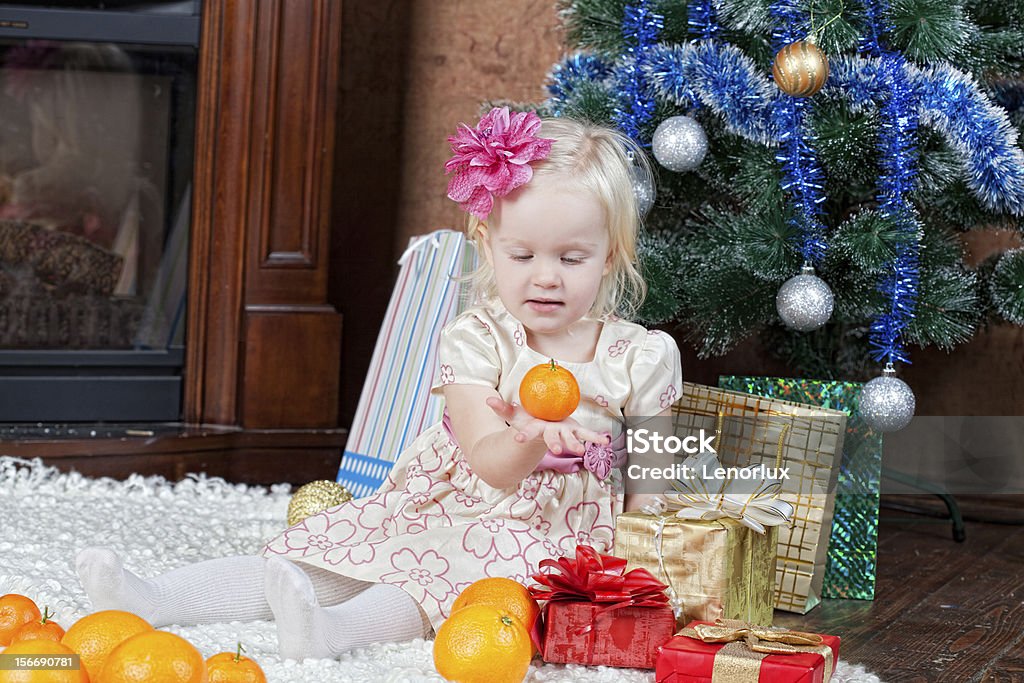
[614,512,777,629]
[672,382,847,614]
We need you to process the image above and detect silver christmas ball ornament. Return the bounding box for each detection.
[651,116,708,173]
[860,367,916,432]
[631,165,655,216]
[776,265,834,331]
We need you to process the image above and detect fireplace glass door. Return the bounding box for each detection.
[0,4,198,423]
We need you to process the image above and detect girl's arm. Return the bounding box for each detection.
[443,384,608,490]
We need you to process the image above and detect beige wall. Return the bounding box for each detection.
[394,0,564,251]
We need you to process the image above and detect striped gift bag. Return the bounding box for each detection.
[336,230,477,497]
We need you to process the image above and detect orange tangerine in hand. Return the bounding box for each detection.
[60,610,152,681]
[0,639,88,683]
[98,630,205,683]
[12,607,65,644]
[206,643,266,683]
[519,360,580,421]
[433,604,532,683]
[0,594,41,646]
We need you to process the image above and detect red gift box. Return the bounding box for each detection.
[543,601,676,668]
[656,620,841,683]
[530,545,676,669]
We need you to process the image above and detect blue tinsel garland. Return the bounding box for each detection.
[687,0,720,41]
[613,1,664,142]
[641,46,1024,216]
[546,53,613,118]
[869,50,921,366]
[855,0,922,365]
[768,0,829,264]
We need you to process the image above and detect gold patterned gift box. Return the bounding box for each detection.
[614,512,777,630]
[671,383,847,614]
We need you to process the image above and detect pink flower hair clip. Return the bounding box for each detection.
[445,107,554,220]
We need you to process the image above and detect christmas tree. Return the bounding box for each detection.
[535,0,1024,419]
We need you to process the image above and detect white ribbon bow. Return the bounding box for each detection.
[644,451,794,534]
[396,232,444,271]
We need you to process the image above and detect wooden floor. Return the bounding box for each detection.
[775,495,1024,682]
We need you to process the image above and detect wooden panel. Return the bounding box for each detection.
[187,0,343,426]
[241,307,341,428]
[246,0,340,304]
[186,0,258,425]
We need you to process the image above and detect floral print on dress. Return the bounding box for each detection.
[594,395,609,408]
[396,474,453,530]
[529,517,552,535]
[353,494,401,539]
[514,326,525,347]
[265,513,352,557]
[560,500,615,554]
[660,384,679,409]
[483,551,537,586]
[461,518,527,560]
[439,364,455,385]
[607,339,631,357]
[380,548,455,609]
[323,538,381,566]
[509,475,560,523]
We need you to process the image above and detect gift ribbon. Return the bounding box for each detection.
[679,619,835,682]
[653,423,795,534]
[530,545,669,635]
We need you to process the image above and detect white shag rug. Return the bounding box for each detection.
[0,457,883,682]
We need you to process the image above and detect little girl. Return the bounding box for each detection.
[75,108,682,660]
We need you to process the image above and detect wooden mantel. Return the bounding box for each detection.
[4,0,347,485]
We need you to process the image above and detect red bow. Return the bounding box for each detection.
[529,545,669,610]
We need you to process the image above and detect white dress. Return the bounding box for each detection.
[262,299,682,629]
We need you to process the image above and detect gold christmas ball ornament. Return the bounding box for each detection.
[772,38,829,97]
[287,480,353,526]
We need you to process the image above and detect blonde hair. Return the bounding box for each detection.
[465,117,650,320]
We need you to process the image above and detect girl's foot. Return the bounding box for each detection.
[264,557,339,659]
[75,547,160,623]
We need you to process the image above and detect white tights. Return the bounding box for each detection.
[75,548,432,660]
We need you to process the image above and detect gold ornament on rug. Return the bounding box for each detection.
[772,36,830,97]
[287,480,353,526]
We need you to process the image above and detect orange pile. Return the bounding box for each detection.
[61,610,153,681]
[434,577,538,683]
[206,643,266,683]
[99,630,205,683]
[0,640,88,683]
[12,607,65,644]
[450,577,540,638]
[519,360,580,421]
[1,594,268,683]
[0,594,42,646]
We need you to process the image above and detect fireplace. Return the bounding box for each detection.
[0,0,346,485]
[0,1,199,421]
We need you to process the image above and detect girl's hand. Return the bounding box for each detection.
[486,397,610,456]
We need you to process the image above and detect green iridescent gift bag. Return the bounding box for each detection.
[718,376,882,600]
